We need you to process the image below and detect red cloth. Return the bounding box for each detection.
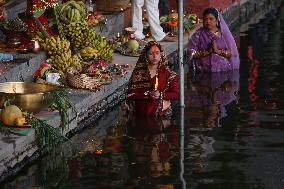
[127,66,179,116]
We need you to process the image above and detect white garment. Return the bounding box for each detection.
[132,0,166,41]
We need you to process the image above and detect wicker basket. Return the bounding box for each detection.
[67,73,99,90]
[96,0,130,12]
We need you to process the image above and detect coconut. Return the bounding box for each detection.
[127,39,139,51]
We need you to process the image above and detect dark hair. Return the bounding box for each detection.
[203,7,219,20]
[144,41,163,54]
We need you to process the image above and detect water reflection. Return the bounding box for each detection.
[185,71,242,186]
[125,116,180,188]
[49,114,181,189]
[186,71,240,129]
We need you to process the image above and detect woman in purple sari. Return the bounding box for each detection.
[188,8,240,72]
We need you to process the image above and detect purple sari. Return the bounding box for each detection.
[188,12,240,72]
[188,70,239,120]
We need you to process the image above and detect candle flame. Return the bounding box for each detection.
[95,149,103,154]
[154,75,158,91]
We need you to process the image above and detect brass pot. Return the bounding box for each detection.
[0,82,59,113]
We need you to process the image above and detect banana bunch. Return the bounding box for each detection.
[42,37,70,55]
[41,36,82,73]
[62,22,113,61]
[50,51,72,72]
[59,0,86,23]
[70,55,82,72]
[97,45,113,61]
[62,22,89,49]
[80,47,98,59]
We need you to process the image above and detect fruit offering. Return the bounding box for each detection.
[1,105,26,126]
[62,22,113,61]
[80,47,98,60]
[42,36,82,72]
[127,39,139,51]
[58,0,87,23]
[34,63,52,79]
[184,14,199,32]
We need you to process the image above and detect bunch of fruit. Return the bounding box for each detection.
[61,22,90,48]
[34,63,52,79]
[184,14,199,32]
[62,22,113,61]
[42,37,82,72]
[109,34,129,50]
[58,0,86,23]
[80,47,98,59]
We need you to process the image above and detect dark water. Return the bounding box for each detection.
[1,4,284,189]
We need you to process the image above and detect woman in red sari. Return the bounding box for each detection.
[127,41,179,117]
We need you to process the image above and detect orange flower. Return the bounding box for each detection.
[168,21,178,27]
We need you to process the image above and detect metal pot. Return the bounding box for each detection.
[0,82,58,113]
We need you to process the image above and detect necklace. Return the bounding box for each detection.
[214,30,220,36]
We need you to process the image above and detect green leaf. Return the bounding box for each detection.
[3,97,15,108]
[33,9,46,18]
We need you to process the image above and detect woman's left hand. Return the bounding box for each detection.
[149,91,160,100]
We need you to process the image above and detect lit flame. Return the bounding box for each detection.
[95,149,103,154]
[154,75,158,91]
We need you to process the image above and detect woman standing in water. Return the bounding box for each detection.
[188,8,240,72]
[127,41,179,117]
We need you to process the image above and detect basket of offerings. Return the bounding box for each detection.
[66,68,101,90]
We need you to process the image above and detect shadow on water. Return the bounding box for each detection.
[1,2,284,189]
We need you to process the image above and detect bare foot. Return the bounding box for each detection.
[159,35,176,42]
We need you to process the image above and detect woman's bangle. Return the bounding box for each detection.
[219,49,231,57]
[195,50,211,58]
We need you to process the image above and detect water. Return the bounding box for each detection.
[1,4,284,189]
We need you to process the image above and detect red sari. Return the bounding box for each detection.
[127,65,179,116]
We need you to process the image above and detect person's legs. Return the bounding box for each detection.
[145,0,166,41]
[158,0,170,16]
[132,0,145,40]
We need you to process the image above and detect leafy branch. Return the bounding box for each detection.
[28,116,67,152]
[51,89,78,132]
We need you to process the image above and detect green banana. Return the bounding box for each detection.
[73,9,81,21]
